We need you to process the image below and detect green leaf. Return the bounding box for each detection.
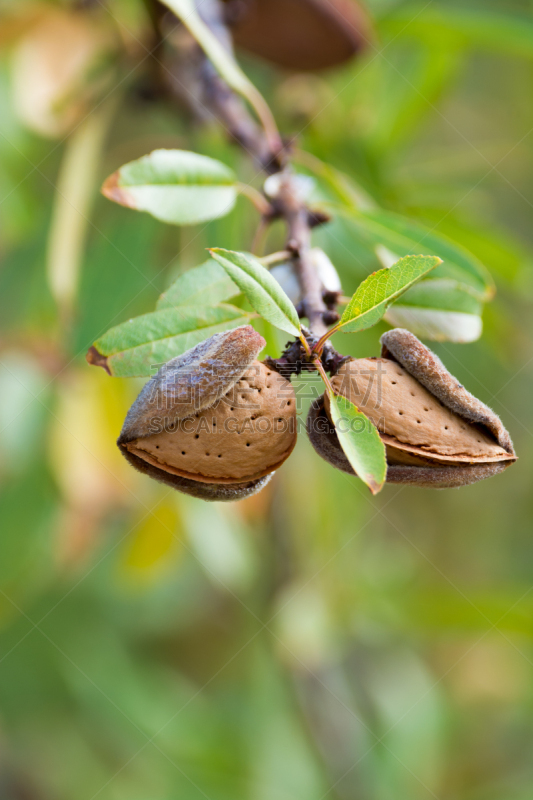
[385,278,483,342]
[340,207,494,300]
[209,248,301,337]
[102,149,237,226]
[157,259,239,310]
[328,393,387,495]
[88,305,250,378]
[339,255,441,334]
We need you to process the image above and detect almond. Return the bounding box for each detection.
[124,361,296,484]
[227,0,371,71]
[326,358,513,465]
[307,329,516,489]
[118,327,297,501]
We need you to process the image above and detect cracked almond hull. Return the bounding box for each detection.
[119,443,273,502]
[307,398,514,489]
[123,435,296,486]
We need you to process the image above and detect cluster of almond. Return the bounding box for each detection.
[118,326,516,501]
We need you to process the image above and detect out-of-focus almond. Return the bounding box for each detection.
[226,0,371,71]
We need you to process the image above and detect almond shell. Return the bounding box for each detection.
[307,397,512,489]
[307,329,516,489]
[326,358,515,466]
[124,361,297,484]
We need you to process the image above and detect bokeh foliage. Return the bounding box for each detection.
[0,0,533,798]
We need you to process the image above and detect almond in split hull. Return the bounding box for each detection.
[124,362,297,484]
[327,358,515,465]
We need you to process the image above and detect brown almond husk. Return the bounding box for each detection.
[118,328,297,501]
[124,361,297,484]
[307,397,512,489]
[381,328,515,455]
[120,445,274,501]
[308,329,516,489]
[326,358,514,465]
[227,0,371,71]
[119,326,265,442]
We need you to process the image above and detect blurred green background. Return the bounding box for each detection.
[1,0,533,798]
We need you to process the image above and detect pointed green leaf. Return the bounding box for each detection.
[340,207,494,300]
[102,149,237,226]
[328,392,387,495]
[339,255,441,333]
[157,259,239,310]
[384,278,483,342]
[210,248,301,337]
[88,305,250,378]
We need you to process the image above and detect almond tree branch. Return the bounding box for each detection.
[276,175,329,337]
[157,0,336,337]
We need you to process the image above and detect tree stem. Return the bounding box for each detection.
[276,174,329,337]
[161,0,336,338]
